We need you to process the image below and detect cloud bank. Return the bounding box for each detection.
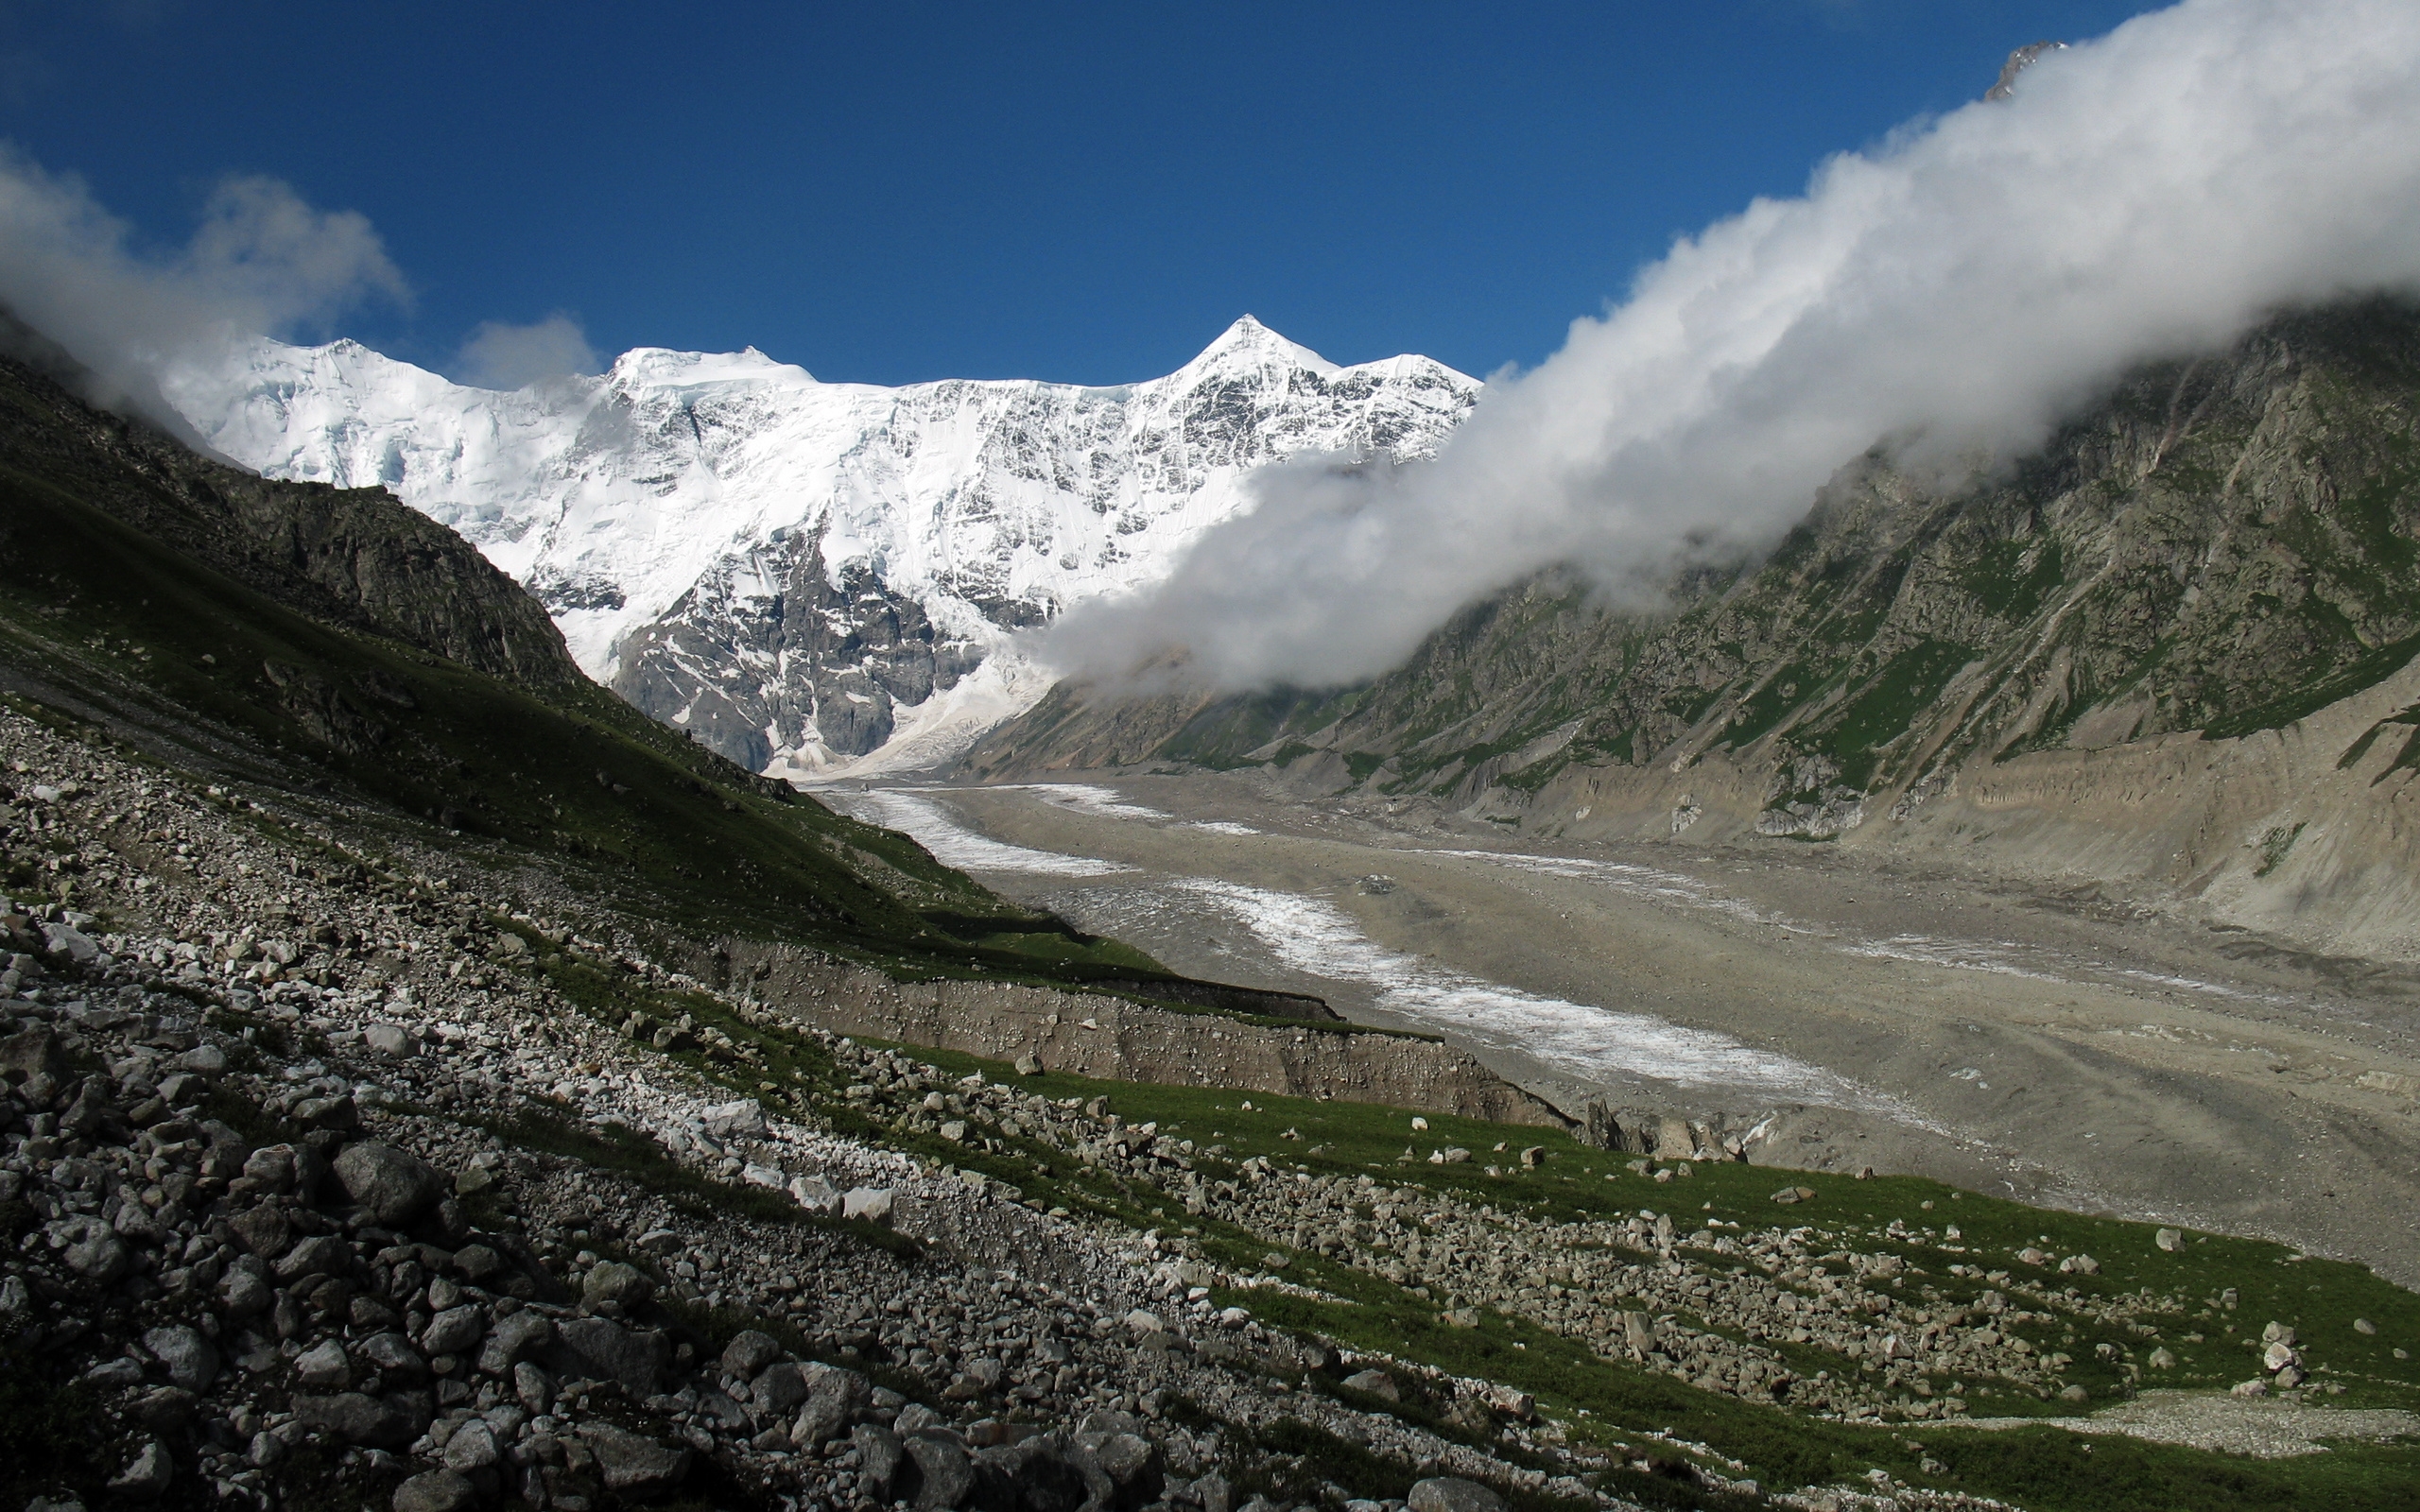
[1046,0,2420,692]
[0,146,407,428]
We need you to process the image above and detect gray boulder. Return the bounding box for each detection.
[576,1422,691,1494]
[275,1233,351,1281]
[581,1260,653,1309]
[358,1331,428,1379]
[442,1419,502,1472]
[421,1304,485,1356]
[854,1424,906,1500]
[391,1469,475,1512]
[752,1360,809,1417]
[107,1439,173,1499]
[293,1338,351,1390]
[144,1325,219,1392]
[906,1434,975,1512]
[292,1391,417,1448]
[333,1142,447,1226]
[476,1309,555,1374]
[216,1257,273,1318]
[1409,1480,1506,1512]
[61,1216,132,1282]
[719,1329,783,1379]
[552,1316,668,1398]
[792,1363,871,1448]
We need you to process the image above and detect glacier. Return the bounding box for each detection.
[163,316,1478,778]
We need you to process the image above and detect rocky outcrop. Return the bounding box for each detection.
[714,938,1562,1125]
[614,526,990,769]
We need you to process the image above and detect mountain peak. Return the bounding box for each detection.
[1185,315,1340,377]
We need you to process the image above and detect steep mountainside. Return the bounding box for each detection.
[163,318,1478,776]
[962,300,2420,952]
[0,346,1357,1000]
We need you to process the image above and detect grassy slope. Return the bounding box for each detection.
[501,934,2420,1512]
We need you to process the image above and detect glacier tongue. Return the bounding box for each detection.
[161,315,1479,777]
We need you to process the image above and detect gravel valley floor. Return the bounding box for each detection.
[824,775,2420,1291]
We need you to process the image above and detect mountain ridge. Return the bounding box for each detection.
[163,317,1480,777]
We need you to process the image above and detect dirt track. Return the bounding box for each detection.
[821,772,2420,1289]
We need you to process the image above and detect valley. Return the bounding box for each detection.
[821,775,2420,1290]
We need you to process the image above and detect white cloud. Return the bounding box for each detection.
[1045,0,2420,691]
[0,145,406,426]
[452,312,598,390]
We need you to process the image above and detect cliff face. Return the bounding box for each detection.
[962,300,2420,954]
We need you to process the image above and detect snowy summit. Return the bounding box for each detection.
[164,318,1479,778]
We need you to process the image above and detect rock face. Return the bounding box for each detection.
[166,318,1478,777]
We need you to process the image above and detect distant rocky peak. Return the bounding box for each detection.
[1986,40,2068,101]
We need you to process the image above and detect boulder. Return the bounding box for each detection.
[792,1363,871,1447]
[788,1175,843,1216]
[905,1434,975,1512]
[143,1325,219,1392]
[107,1439,173,1499]
[0,1025,67,1081]
[719,1330,784,1379]
[853,1424,906,1500]
[391,1469,475,1512]
[842,1187,893,1225]
[576,1423,691,1495]
[61,1215,132,1282]
[975,1435,1088,1512]
[363,1022,419,1057]
[1341,1368,1399,1400]
[216,1257,274,1318]
[1408,1480,1506,1512]
[752,1361,810,1417]
[552,1316,668,1398]
[2155,1228,2183,1253]
[292,1391,417,1448]
[275,1233,352,1281]
[476,1310,555,1374]
[442,1419,501,1472]
[227,1205,292,1260]
[333,1142,447,1226]
[423,1304,485,1356]
[701,1099,766,1139]
[359,1331,429,1379]
[1069,1411,1162,1512]
[293,1338,351,1390]
[581,1260,653,1309]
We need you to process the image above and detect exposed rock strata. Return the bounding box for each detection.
[713,939,1561,1127]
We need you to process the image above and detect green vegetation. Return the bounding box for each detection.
[2201,628,2420,742]
[811,1042,2420,1512]
[1806,640,1976,787]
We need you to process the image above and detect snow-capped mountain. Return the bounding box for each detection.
[163,317,1479,777]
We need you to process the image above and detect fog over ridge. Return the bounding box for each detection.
[1041,0,2420,692]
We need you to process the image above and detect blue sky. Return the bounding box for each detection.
[3,0,2162,387]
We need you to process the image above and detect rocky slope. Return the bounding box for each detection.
[5,310,2419,1512]
[959,300,2420,958]
[163,319,1478,777]
[12,710,2411,1512]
